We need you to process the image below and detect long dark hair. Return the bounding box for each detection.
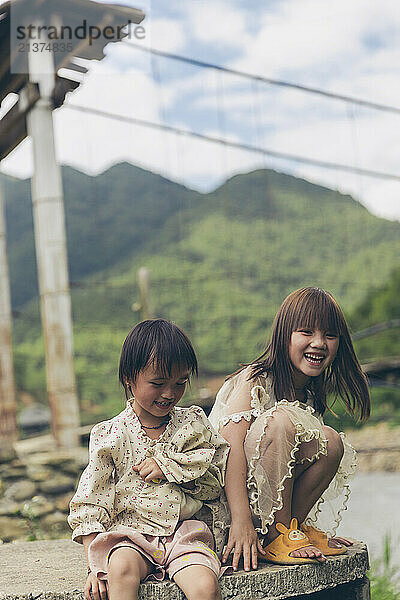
[119,319,198,399]
[249,287,370,420]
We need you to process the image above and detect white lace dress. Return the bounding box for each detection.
[208,366,357,538]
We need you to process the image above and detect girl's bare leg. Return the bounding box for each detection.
[292,426,344,523]
[257,411,324,560]
[291,425,353,550]
[173,565,221,600]
[258,418,344,560]
[107,547,152,600]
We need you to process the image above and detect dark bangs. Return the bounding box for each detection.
[289,287,344,337]
[119,319,198,395]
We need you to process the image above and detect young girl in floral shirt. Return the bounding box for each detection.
[69,319,229,600]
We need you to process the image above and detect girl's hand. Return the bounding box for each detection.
[134,458,166,482]
[84,572,108,600]
[223,519,265,572]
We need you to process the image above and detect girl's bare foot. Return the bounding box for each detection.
[258,545,326,562]
[258,537,327,563]
[328,536,353,548]
[290,545,326,562]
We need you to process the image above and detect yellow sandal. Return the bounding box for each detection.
[301,524,347,556]
[263,518,322,565]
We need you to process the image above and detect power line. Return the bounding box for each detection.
[352,320,400,340]
[64,103,400,182]
[357,445,400,453]
[124,42,400,116]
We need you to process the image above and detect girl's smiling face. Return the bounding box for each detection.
[128,363,189,425]
[289,328,339,387]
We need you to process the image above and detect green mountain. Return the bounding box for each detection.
[325,267,400,429]
[4,163,400,422]
[351,265,400,360]
[3,163,202,308]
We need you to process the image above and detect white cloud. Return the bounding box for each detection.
[143,16,186,52]
[184,1,251,50]
[234,0,392,79]
[1,138,32,179]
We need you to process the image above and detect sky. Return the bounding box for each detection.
[1,0,400,220]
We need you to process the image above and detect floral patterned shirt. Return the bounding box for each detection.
[68,404,230,544]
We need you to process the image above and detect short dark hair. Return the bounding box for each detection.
[119,319,198,398]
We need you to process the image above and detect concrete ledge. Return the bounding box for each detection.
[0,539,369,600]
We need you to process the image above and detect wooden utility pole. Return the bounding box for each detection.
[0,177,18,452]
[26,39,80,448]
[132,267,153,321]
[1,0,145,448]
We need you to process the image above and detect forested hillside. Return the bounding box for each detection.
[351,266,400,360]
[327,267,400,429]
[3,163,399,422]
[3,163,202,307]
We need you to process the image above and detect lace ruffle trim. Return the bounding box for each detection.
[246,399,328,535]
[220,409,260,427]
[219,383,271,427]
[305,432,358,537]
[250,384,270,410]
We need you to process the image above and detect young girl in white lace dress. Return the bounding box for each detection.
[209,287,370,572]
[69,319,230,600]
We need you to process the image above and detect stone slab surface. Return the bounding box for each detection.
[0,539,369,600]
[294,577,370,600]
